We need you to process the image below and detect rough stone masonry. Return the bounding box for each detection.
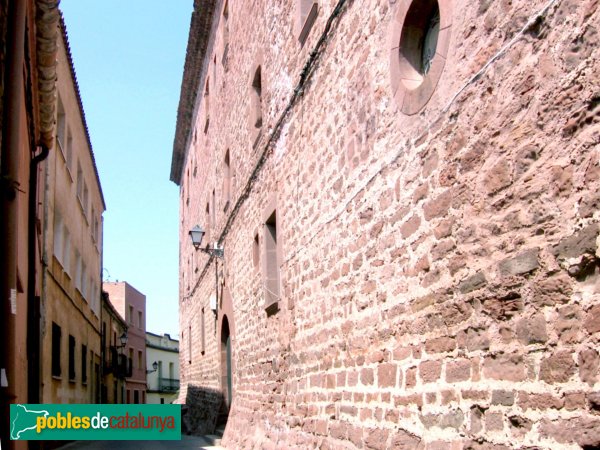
[172,0,600,448]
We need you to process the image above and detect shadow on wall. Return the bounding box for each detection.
[182,384,224,435]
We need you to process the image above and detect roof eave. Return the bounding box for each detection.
[170,0,218,186]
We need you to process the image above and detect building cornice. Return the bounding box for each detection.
[146,342,179,353]
[35,0,60,150]
[58,11,106,210]
[170,0,218,185]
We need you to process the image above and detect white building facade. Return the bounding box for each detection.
[146,332,180,404]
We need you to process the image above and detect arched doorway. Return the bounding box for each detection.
[220,315,232,413]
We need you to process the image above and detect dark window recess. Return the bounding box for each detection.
[223,150,231,210]
[82,345,87,383]
[298,1,318,46]
[222,0,230,66]
[421,4,440,74]
[205,203,211,243]
[251,66,262,129]
[52,322,62,377]
[204,79,210,133]
[188,325,192,364]
[68,335,76,381]
[201,308,206,355]
[264,211,280,311]
[253,233,260,269]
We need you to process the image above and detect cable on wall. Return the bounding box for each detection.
[184,0,352,301]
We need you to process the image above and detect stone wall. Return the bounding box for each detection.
[176,0,600,448]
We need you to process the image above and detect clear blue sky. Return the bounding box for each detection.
[60,1,193,338]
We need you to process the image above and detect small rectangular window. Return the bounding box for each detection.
[138,350,142,371]
[221,1,229,66]
[264,210,280,310]
[74,250,81,291]
[201,308,205,355]
[297,1,318,46]
[57,97,66,155]
[53,212,63,263]
[76,162,83,203]
[83,183,89,218]
[223,150,231,210]
[253,232,260,270]
[62,227,71,275]
[81,344,87,384]
[68,335,76,381]
[52,322,61,377]
[138,311,142,328]
[188,325,192,364]
[81,263,87,299]
[129,305,134,324]
[66,129,73,174]
[204,79,210,133]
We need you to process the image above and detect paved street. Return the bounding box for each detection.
[57,434,224,449]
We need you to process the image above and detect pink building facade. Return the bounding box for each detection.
[103,281,147,404]
[172,0,600,448]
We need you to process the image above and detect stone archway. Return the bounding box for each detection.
[220,315,232,412]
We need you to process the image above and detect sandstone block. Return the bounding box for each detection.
[419,360,442,383]
[516,313,548,345]
[483,353,526,381]
[498,248,539,276]
[423,190,453,221]
[585,305,600,334]
[458,272,487,294]
[579,347,600,385]
[446,359,471,382]
[377,363,397,388]
[539,351,576,383]
[491,390,515,406]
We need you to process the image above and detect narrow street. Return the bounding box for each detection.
[57,434,224,450]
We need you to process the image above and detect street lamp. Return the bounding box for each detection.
[117,332,128,348]
[146,361,158,374]
[189,225,224,258]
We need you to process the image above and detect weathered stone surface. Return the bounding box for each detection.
[389,429,422,449]
[446,359,471,382]
[540,417,600,447]
[552,224,599,259]
[491,390,514,406]
[516,313,548,345]
[531,273,573,306]
[176,1,600,448]
[585,305,600,334]
[540,351,576,384]
[579,348,600,385]
[458,272,487,294]
[498,249,539,276]
[364,427,389,450]
[419,360,442,383]
[423,190,453,221]
[483,353,526,382]
[377,363,397,388]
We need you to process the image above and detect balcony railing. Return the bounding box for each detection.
[158,378,180,392]
[104,348,130,379]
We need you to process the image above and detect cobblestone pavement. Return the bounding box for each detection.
[56,434,224,449]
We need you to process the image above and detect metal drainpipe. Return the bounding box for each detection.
[27,144,49,408]
[0,0,27,448]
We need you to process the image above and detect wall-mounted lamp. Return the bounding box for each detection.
[189,225,224,258]
[146,361,158,374]
[115,332,128,349]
